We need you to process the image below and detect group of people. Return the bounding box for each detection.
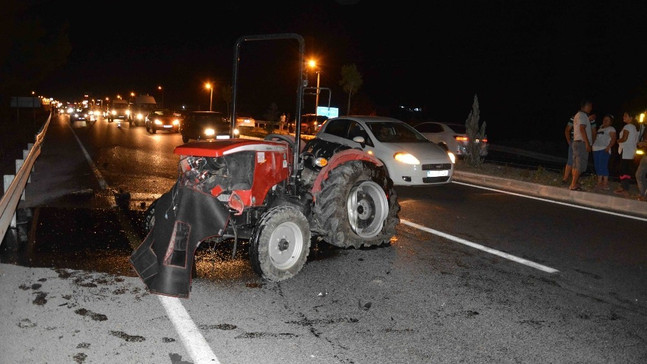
[562,99,647,201]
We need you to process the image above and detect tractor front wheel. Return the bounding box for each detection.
[250,205,311,281]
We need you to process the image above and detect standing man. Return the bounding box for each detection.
[569,99,593,191]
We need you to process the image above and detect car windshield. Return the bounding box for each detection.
[447,124,466,134]
[195,113,227,125]
[367,122,429,143]
[152,109,171,116]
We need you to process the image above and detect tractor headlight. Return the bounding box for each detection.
[394,152,420,165]
[314,157,328,168]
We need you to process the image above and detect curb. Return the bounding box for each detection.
[453,170,647,219]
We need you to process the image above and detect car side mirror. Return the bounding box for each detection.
[352,136,366,146]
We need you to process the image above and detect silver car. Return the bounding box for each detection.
[315,116,455,186]
[414,121,488,157]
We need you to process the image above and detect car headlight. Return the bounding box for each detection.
[204,128,215,137]
[137,113,144,120]
[636,149,645,156]
[126,110,131,115]
[448,152,456,164]
[172,119,180,126]
[233,128,240,136]
[111,110,116,115]
[154,119,162,125]
[394,152,420,165]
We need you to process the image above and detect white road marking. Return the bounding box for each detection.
[159,296,221,364]
[67,122,109,190]
[453,180,647,222]
[400,219,559,274]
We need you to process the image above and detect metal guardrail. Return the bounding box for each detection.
[0,111,51,245]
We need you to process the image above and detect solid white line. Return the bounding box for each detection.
[452,180,647,222]
[400,219,559,274]
[158,296,221,364]
[67,122,109,190]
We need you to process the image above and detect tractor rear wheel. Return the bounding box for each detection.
[250,205,311,281]
[313,161,400,248]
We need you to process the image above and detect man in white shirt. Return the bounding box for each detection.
[569,99,593,191]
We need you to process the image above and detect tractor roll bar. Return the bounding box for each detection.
[231,33,305,193]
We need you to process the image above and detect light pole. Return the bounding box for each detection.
[205,82,213,111]
[158,85,164,108]
[308,59,320,116]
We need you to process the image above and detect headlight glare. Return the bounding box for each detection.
[394,152,420,165]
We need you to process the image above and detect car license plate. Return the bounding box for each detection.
[426,170,449,177]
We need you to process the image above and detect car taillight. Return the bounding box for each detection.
[454,135,469,142]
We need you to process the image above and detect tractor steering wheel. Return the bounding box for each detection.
[264,134,295,150]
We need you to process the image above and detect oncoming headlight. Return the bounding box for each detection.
[154,119,162,125]
[394,152,420,165]
[137,113,144,120]
[204,128,215,137]
[172,119,180,126]
[233,128,240,136]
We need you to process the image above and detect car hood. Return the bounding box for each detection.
[377,142,451,162]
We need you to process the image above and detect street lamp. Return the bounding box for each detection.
[205,82,213,111]
[158,85,164,108]
[308,59,320,116]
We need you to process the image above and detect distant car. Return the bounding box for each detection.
[70,108,90,122]
[414,121,488,157]
[145,109,181,134]
[180,111,232,143]
[299,114,328,134]
[234,114,256,130]
[314,116,455,186]
[107,101,130,122]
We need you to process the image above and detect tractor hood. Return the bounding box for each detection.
[175,139,289,158]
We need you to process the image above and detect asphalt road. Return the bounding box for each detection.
[1,114,646,364]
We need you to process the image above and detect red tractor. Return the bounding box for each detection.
[130,34,400,298]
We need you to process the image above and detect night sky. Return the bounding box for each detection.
[15,0,647,142]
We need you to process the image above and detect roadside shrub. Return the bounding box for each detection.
[465,94,487,168]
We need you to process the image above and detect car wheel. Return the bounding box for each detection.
[249,205,311,282]
[313,161,400,248]
[182,135,189,143]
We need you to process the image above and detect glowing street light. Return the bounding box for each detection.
[205,82,213,111]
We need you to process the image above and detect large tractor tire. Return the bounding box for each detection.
[250,205,311,281]
[313,161,400,248]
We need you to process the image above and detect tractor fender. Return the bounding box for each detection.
[310,149,384,198]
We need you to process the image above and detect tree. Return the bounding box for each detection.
[465,94,487,167]
[339,64,363,115]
